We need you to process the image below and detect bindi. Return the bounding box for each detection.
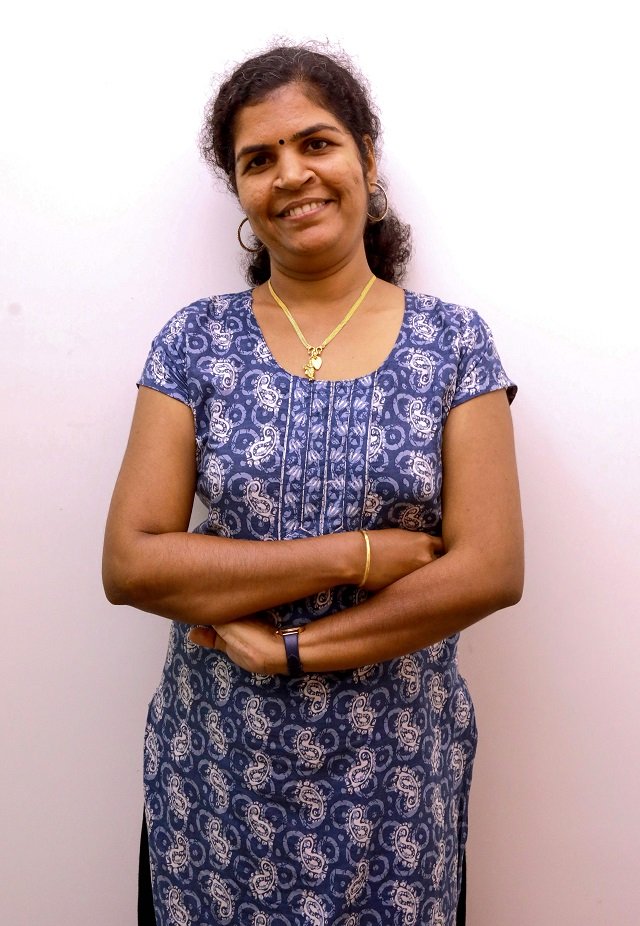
[278,138,285,145]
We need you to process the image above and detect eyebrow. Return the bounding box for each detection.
[235,123,344,164]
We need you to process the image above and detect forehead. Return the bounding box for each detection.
[233,83,349,151]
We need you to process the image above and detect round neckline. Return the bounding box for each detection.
[244,288,411,386]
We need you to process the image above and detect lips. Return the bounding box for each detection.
[278,200,330,218]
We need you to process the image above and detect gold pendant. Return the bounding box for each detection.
[304,348,323,381]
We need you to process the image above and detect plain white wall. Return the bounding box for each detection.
[2,2,638,923]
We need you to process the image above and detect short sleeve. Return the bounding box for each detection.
[137,309,191,407]
[451,308,517,408]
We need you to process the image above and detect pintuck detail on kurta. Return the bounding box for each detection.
[138,289,516,926]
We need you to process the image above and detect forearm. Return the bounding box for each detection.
[297,546,523,672]
[102,530,362,625]
[198,391,524,673]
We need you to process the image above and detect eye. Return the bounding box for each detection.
[306,138,330,152]
[244,152,271,172]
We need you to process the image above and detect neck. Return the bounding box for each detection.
[267,252,375,310]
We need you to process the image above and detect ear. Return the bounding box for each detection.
[362,135,378,187]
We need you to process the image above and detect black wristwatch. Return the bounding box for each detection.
[275,627,304,677]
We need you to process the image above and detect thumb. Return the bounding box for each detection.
[187,626,218,649]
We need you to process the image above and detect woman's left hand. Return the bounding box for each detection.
[188,618,286,675]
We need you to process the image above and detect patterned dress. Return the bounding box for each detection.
[138,289,516,926]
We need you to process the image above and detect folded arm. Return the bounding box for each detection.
[102,387,441,623]
[192,388,524,672]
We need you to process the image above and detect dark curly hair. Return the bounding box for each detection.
[200,42,412,286]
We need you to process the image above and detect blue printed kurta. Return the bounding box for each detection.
[138,289,516,926]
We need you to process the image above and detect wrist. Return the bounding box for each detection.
[269,632,288,675]
[358,530,371,588]
[275,626,305,676]
[306,531,366,587]
[338,531,368,585]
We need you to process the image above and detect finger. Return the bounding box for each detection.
[187,626,218,649]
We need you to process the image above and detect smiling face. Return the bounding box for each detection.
[233,83,377,277]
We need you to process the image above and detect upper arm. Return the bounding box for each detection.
[441,389,524,600]
[104,386,197,548]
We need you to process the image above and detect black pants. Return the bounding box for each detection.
[138,815,467,925]
[138,814,157,926]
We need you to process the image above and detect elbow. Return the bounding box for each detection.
[102,527,161,608]
[444,544,524,615]
[103,578,128,606]
[460,544,523,613]
[492,559,525,610]
[102,550,143,607]
[496,578,524,609]
[102,566,131,606]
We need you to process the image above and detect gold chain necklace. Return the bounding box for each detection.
[267,275,376,381]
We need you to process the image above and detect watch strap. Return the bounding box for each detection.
[276,627,304,677]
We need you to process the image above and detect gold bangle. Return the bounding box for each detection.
[358,529,371,588]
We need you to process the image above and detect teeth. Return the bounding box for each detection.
[284,201,325,217]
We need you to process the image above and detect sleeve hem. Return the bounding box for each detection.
[136,380,193,410]
[450,382,518,411]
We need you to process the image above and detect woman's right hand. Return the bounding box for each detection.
[358,529,444,591]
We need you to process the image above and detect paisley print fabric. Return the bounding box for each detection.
[138,289,516,926]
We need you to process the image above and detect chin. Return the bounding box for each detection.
[278,228,360,263]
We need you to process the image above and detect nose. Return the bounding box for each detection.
[273,149,314,190]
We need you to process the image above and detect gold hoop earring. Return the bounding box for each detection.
[237,217,263,253]
[367,182,389,223]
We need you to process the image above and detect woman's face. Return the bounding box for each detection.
[233,82,377,276]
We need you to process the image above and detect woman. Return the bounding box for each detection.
[103,44,523,926]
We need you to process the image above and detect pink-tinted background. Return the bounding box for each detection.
[2,2,638,923]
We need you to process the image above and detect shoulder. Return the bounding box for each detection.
[139,290,254,400]
[404,291,495,347]
[403,292,516,405]
[150,290,252,343]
